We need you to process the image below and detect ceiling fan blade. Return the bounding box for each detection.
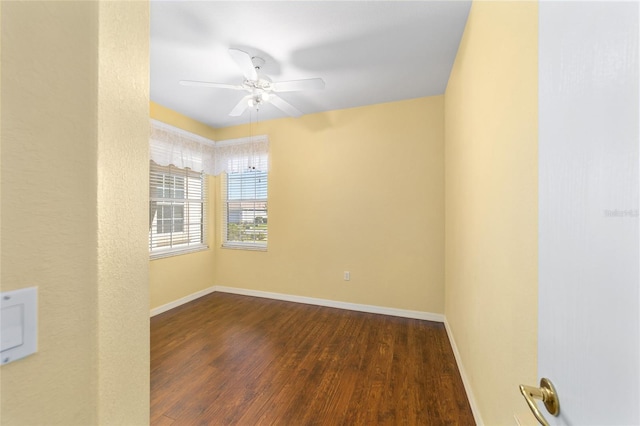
[179,80,244,90]
[272,78,325,92]
[269,94,303,118]
[229,95,251,116]
[229,48,258,81]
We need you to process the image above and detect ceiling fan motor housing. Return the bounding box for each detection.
[251,56,265,70]
[243,77,272,92]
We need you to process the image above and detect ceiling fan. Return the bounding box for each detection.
[180,48,325,118]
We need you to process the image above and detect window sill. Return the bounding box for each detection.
[221,243,267,252]
[150,244,209,260]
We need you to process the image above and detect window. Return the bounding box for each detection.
[222,168,268,249]
[149,121,268,255]
[149,162,207,258]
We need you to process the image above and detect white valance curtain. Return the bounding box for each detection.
[214,135,269,174]
[149,119,269,176]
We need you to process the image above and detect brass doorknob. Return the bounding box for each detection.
[519,378,560,426]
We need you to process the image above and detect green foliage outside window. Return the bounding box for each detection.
[227,223,267,242]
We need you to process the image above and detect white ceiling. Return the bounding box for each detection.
[150,1,471,129]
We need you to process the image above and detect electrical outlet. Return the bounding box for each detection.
[343,271,350,281]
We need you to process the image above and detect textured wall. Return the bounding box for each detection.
[0,0,3,398]
[1,2,149,424]
[96,2,150,424]
[1,3,100,423]
[214,96,445,314]
[444,2,538,424]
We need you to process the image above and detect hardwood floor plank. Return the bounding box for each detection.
[151,293,475,425]
[154,415,176,426]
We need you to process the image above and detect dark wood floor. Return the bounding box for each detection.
[151,292,475,425]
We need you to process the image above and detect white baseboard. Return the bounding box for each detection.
[150,286,216,317]
[151,285,444,322]
[213,285,445,322]
[444,318,484,426]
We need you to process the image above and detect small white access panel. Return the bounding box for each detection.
[1,287,38,365]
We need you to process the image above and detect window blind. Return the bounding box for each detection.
[149,162,207,258]
[221,169,268,249]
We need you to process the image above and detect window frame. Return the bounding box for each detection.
[149,162,208,259]
[221,168,268,251]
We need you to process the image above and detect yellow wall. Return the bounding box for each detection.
[149,102,217,309]
[96,2,150,423]
[214,96,445,314]
[150,101,217,140]
[1,2,149,424]
[0,0,3,401]
[444,2,538,425]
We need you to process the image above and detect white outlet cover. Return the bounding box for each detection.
[1,287,38,365]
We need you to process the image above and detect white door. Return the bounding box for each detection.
[538,1,639,425]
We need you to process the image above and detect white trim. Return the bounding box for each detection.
[149,244,209,260]
[213,286,445,322]
[221,243,267,252]
[444,318,484,426]
[149,285,445,322]
[150,286,216,317]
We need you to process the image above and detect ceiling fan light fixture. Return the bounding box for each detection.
[180,48,323,119]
